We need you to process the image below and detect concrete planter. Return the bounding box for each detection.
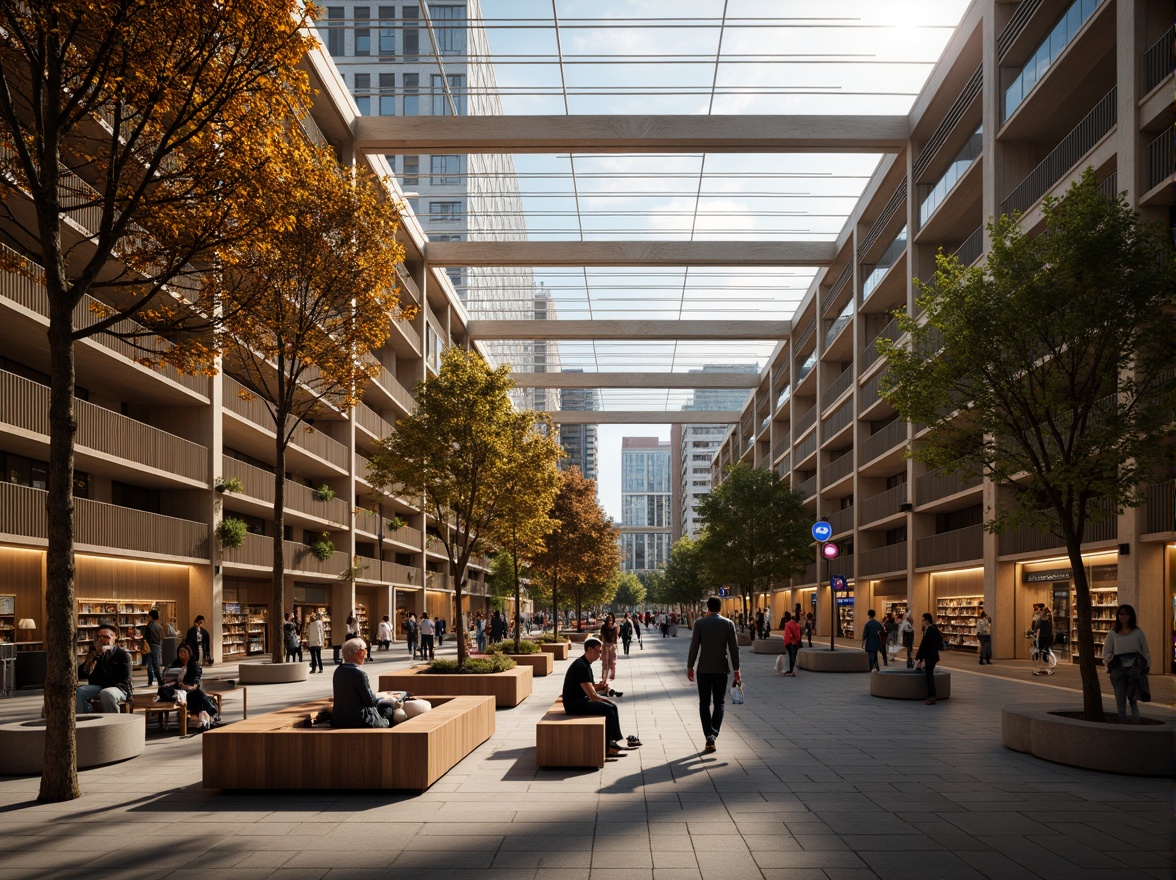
[538,642,570,661]
[238,661,309,684]
[736,632,753,647]
[379,664,533,708]
[506,652,554,677]
[752,637,786,654]
[567,632,589,643]
[0,714,145,775]
[1001,703,1176,777]
[870,667,951,700]
[796,646,869,672]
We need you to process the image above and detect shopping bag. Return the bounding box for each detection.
[774,655,785,674]
[730,683,744,705]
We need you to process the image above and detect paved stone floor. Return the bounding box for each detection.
[0,629,1172,880]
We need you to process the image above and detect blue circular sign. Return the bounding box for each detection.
[811,521,832,542]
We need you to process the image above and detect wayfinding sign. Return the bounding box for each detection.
[811,521,832,542]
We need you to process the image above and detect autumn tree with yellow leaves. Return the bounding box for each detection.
[0,0,318,802]
[217,146,410,667]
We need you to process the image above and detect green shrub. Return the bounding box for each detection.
[312,484,336,502]
[532,635,570,645]
[216,517,248,549]
[308,533,335,561]
[429,655,516,674]
[486,640,539,655]
[387,516,407,531]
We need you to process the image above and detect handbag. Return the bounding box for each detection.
[1139,669,1151,702]
[730,683,744,705]
[774,655,785,674]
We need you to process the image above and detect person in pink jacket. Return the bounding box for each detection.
[782,611,802,676]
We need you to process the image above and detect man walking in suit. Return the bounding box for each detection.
[687,596,741,753]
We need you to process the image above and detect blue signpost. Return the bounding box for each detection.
[819,534,840,651]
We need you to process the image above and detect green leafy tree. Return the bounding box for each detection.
[368,349,555,667]
[662,535,710,610]
[0,0,315,802]
[487,551,516,613]
[879,169,1176,721]
[610,572,646,610]
[696,463,812,618]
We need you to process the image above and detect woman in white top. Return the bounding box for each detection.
[1102,604,1151,723]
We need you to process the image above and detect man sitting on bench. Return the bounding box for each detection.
[562,637,639,758]
[332,638,397,728]
[76,623,133,713]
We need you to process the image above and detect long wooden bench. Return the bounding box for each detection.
[202,694,495,791]
[536,698,605,769]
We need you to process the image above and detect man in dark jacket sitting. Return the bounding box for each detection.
[75,622,134,713]
[332,638,396,728]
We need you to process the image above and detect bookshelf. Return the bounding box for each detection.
[1074,585,1118,665]
[0,594,14,643]
[936,595,983,651]
[222,603,268,658]
[354,603,369,642]
[76,599,177,666]
[294,603,332,646]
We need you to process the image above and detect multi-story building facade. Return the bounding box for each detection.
[557,369,600,484]
[321,1,552,409]
[674,365,760,539]
[0,38,494,675]
[713,0,1174,668]
[619,437,673,575]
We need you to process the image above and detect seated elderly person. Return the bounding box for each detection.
[76,622,133,713]
[332,638,397,728]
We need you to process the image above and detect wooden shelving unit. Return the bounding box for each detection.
[1074,586,1117,665]
[0,595,14,643]
[222,603,268,658]
[936,595,983,651]
[76,598,176,667]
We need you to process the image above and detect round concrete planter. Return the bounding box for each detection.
[796,646,869,672]
[0,713,145,775]
[1002,703,1176,777]
[238,661,309,685]
[566,632,589,643]
[751,637,786,654]
[870,667,951,700]
[736,632,753,647]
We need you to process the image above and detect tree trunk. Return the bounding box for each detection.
[40,293,80,802]
[453,574,466,667]
[270,435,287,664]
[512,552,522,653]
[1067,539,1104,719]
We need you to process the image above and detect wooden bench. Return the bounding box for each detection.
[128,682,248,737]
[202,694,495,791]
[536,698,605,769]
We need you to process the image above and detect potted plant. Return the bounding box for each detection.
[388,515,407,531]
[216,517,248,549]
[214,475,244,494]
[312,484,335,502]
[309,532,335,561]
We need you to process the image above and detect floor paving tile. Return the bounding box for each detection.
[0,633,1171,879]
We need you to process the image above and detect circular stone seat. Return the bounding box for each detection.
[0,713,145,776]
[1002,704,1175,776]
[736,632,753,647]
[870,667,951,700]
[796,646,869,672]
[238,662,309,684]
[751,637,786,654]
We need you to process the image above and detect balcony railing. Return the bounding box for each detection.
[858,180,908,259]
[914,467,982,506]
[913,65,983,180]
[381,560,420,585]
[860,419,906,464]
[795,405,817,437]
[220,455,350,525]
[796,474,817,498]
[365,359,416,413]
[919,125,982,227]
[353,402,394,440]
[0,370,209,483]
[824,299,853,349]
[0,245,207,395]
[915,524,984,568]
[954,227,985,268]
[386,524,424,547]
[1143,481,1174,534]
[825,505,854,536]
[862,226,908,301]
[0,482,209,559]
[859,484,907,525]
[222,532,349,575]
[1001,87,1116,216]
[862,317,900,370]
[997,498,1117,555]
[822,452,854,487]
[1147,130,1171,194]
[222,375,350,471]
[1145,32,1173,93]
[794,428,818,463]
[822,366,854,410]
[858,542,907,577]
[1003,0,1105,120]
[822,400,853,438]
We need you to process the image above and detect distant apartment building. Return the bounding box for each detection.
[320,1,553,407]
[619,437,673,575]
[674,365,758,539]
[557,369,599,483]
